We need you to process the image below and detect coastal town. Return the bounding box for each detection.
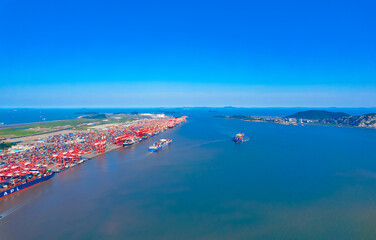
[219,110,376,128]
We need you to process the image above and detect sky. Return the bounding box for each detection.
[1,0,375,107]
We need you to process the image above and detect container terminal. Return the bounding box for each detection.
[0,116,186,199]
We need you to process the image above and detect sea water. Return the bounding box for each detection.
[1,108,376,240]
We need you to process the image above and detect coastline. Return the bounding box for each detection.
[219,115,376,129]
[81,144,122,161]
[0,116,187,199]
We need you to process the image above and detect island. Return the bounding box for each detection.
[217,110,376,128]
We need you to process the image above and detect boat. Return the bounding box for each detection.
[234,133,245,143]
[123,138,140,146]
[149,139,172,152]
[55,166,69,173]
[0,172,55,199]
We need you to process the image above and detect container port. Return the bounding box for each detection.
[0,116,187,199]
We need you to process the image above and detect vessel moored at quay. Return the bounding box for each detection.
[0,171,55,199]
[123,138,141,146]
[0,116,187,199]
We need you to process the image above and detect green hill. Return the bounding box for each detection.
[286,110,350,120]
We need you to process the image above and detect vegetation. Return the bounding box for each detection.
[0,128,45,137]
[285,110,350,120]
[219,111,376,129]
[321,113,376,127]
[75,118,134,130]
[0,118,135,137]
[22,119,100,128]
[0,142,16,150]
[286,110,376,128]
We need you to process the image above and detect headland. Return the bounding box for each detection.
[218,110,376,128]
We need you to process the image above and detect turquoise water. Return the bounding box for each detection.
[1,109,376,239]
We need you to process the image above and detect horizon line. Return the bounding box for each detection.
[1,106,376,109]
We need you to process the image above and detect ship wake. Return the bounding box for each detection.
[0,199,31,220]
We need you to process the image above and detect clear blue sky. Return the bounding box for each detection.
[1,0,375,107]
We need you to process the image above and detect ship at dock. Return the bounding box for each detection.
[234,133,245,143]
[123,138,141,146]
[0,170,54,199]
[149,139,172,152]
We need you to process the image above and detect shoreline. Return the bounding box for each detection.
[81,144,122,161]
[0,116,188,199]
[221,116,376,130]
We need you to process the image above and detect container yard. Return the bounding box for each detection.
[0,116,186,199]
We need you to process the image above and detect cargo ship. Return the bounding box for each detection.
[149,139,172,152]
[0,172,55,199]
[234,133,245,143]
[123,138,140,146]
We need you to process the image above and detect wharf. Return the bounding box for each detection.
[49,145,122,172]
[81,144,122,161]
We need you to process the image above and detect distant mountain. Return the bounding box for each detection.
[286,110,350,120]
[218,111,376,129]
[286,110,376,128]
[219,110,376,129]
[323,113,376,127]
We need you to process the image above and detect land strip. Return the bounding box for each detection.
[217,110,376,129]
